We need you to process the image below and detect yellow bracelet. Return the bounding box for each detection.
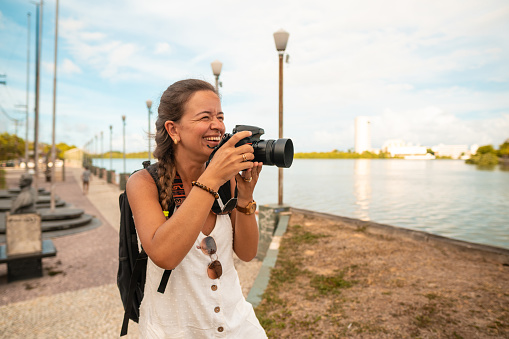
[191,181,219,199]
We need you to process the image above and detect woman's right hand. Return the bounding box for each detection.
[201,131,256,189]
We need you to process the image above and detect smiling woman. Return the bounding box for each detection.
[125,79,267,338]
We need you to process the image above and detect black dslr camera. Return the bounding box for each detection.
[209,125,294,168]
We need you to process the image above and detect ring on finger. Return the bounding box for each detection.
[242,176,252,183]
[242,154,247,162]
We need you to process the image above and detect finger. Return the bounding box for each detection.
[236,144,254,155]
[240,152,255,163]
[226,131,252,147]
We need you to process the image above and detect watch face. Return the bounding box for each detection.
[249,202,257,213]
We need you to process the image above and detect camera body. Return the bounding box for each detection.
[209,125,294,168]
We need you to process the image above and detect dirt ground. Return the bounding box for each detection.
[255,210,509,339]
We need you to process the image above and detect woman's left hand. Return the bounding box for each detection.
[235,161,262,201]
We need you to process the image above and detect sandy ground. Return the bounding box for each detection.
[255,210,509,338]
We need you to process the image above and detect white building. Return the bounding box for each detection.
[355,116,371,154]
[431,144,473,159]
[382,139,428,157]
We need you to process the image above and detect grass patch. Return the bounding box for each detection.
[310,270,353,295]
[255,223,356,337]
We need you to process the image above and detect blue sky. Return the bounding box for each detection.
[1,0,508,153]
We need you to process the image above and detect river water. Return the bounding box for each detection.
[93,158,509,249]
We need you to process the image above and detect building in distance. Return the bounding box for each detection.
[432,144,478,160]
[355,116,371,154]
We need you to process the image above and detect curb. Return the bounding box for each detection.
[247,212,291,307]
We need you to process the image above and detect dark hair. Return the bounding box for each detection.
[153,79,217,212]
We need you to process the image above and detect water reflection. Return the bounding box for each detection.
[353,159,371,221]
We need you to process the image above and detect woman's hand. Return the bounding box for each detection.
[236,162,262,203]
[200,131,256,189]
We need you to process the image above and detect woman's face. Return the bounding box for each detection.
[175,90,225,160]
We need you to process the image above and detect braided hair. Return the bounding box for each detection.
[153,79,218,212]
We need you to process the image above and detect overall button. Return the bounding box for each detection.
[214,306,220,313]
[211,285,217,291]
[217,326,224,332]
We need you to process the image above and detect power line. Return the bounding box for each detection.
[0,103,25,122]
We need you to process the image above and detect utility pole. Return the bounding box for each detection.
[50,0,59,212]
[34,0,43,194]
[25,12,31,170]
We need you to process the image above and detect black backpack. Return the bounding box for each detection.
[117,161,231,336]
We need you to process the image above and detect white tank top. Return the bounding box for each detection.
[139,208,267,338]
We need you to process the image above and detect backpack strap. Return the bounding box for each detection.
[121,250,148,336]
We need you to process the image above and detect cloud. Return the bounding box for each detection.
[154,42,171,55]
[61,59,82,75]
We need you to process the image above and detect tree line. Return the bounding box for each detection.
[465,140,509,166]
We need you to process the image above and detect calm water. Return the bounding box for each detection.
[94,158,509,249]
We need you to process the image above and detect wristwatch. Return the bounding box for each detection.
[236,200,257,215]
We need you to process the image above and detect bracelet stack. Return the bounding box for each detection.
[191,181,219,199]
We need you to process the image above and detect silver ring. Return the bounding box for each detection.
[242,154,247,162]
[242,176,252,183]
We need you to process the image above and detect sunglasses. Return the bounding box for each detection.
[211,197,237,215]
[197,236,223,279]
[210,184,238,215]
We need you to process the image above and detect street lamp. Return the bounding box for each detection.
[100,130,104,168]
[273,29,289,206]
[122,115,126,175]
[211,60,222,92]
[50,0,59,212]
[146,99,152,163]
[109,125,113,172]
[24,12,31,170]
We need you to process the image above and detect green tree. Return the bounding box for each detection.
[499,139,509,157]
[476,145,496,155]
[0,133,25,161]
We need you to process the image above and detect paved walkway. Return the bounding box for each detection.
[0,166,262,338]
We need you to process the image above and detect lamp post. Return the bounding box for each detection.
[273,29,289,206]
[50,0,59,212]
[146,99,152,163]
[33,0,43,195]
[122,115,126,175]
[109,125,113,172]
[100,131,104,168]
[211,60,222,92]
[25,12,31,170]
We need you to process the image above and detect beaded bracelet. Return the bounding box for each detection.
[191,181,219,199]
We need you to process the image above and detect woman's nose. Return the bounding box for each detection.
[210,117,224,130]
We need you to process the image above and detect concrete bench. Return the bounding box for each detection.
[0,239,57,281]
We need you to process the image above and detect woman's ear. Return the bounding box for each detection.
[164,121,180,144]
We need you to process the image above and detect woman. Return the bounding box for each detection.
[126,79,267,338]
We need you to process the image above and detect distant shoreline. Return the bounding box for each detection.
[294,151,454,159]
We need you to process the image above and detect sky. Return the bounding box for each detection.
[1,0,508,154]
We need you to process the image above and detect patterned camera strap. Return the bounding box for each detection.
[157,172,185,293]
[172,172,186,208]
[162,172,185,217]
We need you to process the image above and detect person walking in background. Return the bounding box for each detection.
[82,166,91,194]
[126,79,267,338]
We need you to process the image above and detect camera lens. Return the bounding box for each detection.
[253,138,293,168]
[273,138,293,168]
